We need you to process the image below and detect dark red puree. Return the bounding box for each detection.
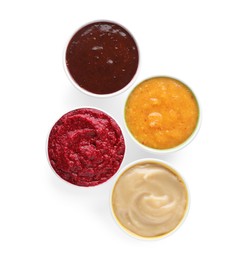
[65,21,139,95]
[48,108,125,186]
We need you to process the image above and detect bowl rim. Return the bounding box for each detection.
[63,19,140,98]
[124,75,202,154]
[46,105,126,188]
[110,157,190,240]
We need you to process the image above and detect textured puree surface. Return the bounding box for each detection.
[125,77,199,149]
[48,108,125,186]
[66,21,139,94]
[112,162,188,238]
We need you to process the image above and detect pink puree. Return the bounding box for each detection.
[48,108,125,186]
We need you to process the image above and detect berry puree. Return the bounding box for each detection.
[48,108,125,186]
[65,21,139,95]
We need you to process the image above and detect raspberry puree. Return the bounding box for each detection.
[48,108,125,186]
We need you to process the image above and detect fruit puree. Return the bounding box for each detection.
[48,108,125,186]
[65,21,139,95]
[112,161,188,238]
[125,77,199,149]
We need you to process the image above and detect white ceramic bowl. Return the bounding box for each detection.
[110,158,190,240]
[124,76,202,154]
[63,20,140,98]
[46,106,126,187]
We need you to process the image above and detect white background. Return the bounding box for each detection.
[1,0,243,259]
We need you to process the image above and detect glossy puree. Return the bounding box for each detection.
[112,161,188,238]
[125,77,199,149]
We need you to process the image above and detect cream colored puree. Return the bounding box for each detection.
[112,162,188,238]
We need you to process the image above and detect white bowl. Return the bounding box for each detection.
[46,106,126,187]
[124,76,202,154]
[110,158,190,240]
[63,20,140,98]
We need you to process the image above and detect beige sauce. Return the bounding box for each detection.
[112,162,188,238]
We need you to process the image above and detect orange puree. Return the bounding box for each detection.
[125,77,199,149]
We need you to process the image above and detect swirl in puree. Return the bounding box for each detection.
[112,161,188,238]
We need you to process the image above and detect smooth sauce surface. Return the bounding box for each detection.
[125,77,199,149]
[66,21,139,94]
[112,162,188,238]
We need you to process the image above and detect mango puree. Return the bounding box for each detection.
[125,77,199,149]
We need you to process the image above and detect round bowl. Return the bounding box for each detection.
[124,76,201,154]
[110,158,190,240]
[47,106,126,187]
[64,20,140,98]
